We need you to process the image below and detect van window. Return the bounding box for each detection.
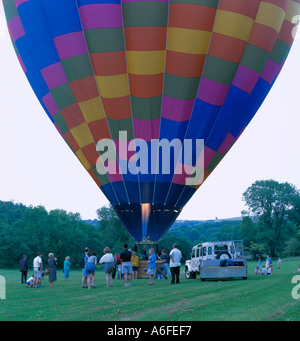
[214,244,228,253]
[192,249,196,258]
[230,245,235,255]
[201,247,206,256]
[208,247,212,256]
[197,248,201,257]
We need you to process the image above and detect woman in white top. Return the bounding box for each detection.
[99,247,114,288]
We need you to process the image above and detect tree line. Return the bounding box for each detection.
[0,201,192,269]
[0,179,299,268]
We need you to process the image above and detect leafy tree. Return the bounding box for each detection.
[285,231,300,257]
[159,233,192,263]
[216,223,240,241]
[242,180,300,257]
[246,241,267,259]
[96,205,133,254]
[239,216,258,248]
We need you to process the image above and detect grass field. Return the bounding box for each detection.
[0,259,299,321]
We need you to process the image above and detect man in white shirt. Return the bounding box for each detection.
[33,252,43,288]
[169,243,182,284]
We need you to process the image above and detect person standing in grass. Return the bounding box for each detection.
[131,251,139,280]
[116,253,123,279]
[63,256,71,281]
[99,247,114,288]
[120,243,133,287]
[48,253,58,287]
[147,248,156,285]
[19,254,28,284]
[82,247,89,288]
[169,243,182,284]
[33,252,43,288]
[278,257,282,269]
[265,256,270,271]
[84,251,97,289]
[257,258,262,270]
[158,249,170,275]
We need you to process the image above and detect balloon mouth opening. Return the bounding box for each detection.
[114,203,182,242]
[141,203,151,240]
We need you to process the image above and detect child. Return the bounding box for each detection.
[26,274,35,287]
[261,266,267,275]
[131,251,139,280]
[267,264,273,275]
[277,257,282,269]
[265,258,270,271]
[255,266,260,275]
[257,258,262,270]
[64,256,71,280]
[147,248,156,285]
[116,254,122,279]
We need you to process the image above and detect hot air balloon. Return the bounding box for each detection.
[3,0,300,242]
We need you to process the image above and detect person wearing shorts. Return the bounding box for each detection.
[99,247,114,288]
[120,243,132,287]
[33,252,43,288]
[84,251,97,289]
[147,248,156,285]
[131,251,139,280]
[82,248,89,288]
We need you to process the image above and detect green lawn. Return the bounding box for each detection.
[0,259,299,321]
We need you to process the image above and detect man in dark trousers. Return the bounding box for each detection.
[169,243,182,284]
[19,255,28,284]
[120,243,133,287]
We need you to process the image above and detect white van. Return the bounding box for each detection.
[185,241,237,279]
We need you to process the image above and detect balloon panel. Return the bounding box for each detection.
[3,0,300,241]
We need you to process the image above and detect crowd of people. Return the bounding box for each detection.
[20,248,296,289]
[254,256,281,275]
[19,253,72,288]
[81,243,183,288]
[18,243,183,289]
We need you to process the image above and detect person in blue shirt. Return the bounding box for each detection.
[147,248,156,285]
[81,248,89,288]
[63,256,71,281]
[257,258,262,269]
[84,251,98,289]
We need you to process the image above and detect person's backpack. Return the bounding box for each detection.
[82,254,87,268]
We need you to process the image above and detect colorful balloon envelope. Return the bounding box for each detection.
[3,0,300,241]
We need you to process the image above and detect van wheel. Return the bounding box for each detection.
[185,270,192,279]
[216,251,231,260]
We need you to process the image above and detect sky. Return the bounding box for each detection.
[0,6,300,222]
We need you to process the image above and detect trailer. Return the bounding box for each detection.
[199,258,247,281]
